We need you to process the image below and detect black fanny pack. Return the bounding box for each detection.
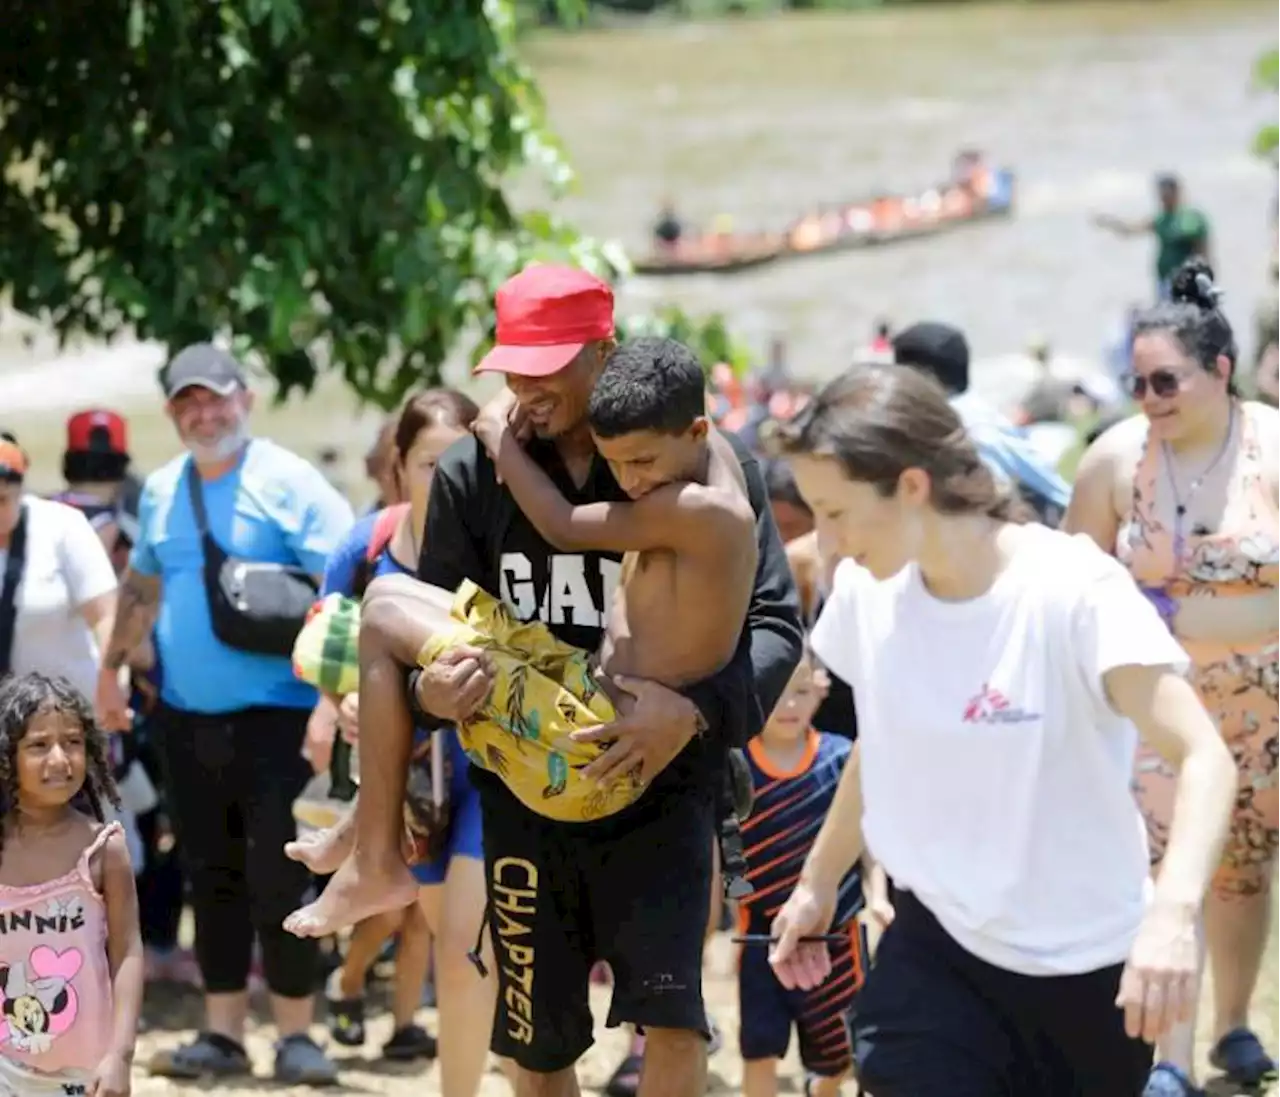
[186,461,317,658]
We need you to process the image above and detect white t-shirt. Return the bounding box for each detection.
[1,496,118,698]
[811,524,1189,977]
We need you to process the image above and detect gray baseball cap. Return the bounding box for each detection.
[160,343,246,399]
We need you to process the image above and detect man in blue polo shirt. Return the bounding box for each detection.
[95,344,353,1084]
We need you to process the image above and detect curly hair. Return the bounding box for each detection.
[0,674,120,867]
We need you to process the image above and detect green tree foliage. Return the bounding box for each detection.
[0,0,636,407]
[1253,48,1278,159]
[620,307,753,375]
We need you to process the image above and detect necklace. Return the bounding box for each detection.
[1160,405,1236,562]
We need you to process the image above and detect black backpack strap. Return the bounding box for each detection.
[0,504,29,677]
[185,460,209,535]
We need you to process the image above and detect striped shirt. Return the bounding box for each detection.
[739,729,862,932]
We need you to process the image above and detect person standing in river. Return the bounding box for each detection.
[1096,173,1212,300]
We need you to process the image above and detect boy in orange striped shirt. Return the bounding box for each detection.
[738,654,866,1097]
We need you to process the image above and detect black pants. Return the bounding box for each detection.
[853,891,1152,1097]
[478,776,714,1074]
[153,703,317,998]
[131,724,185,952]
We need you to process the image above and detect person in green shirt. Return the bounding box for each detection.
[1096,173,1211,299]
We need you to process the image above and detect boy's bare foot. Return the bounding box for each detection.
[283,855,417,938]
[285,814,356,876]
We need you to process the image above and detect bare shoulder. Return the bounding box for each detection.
[706,428,750,495]
[88,818,133,891]
[1244,400,1279,491]
[1077,413,1145,499]
[1245,399,1279,445]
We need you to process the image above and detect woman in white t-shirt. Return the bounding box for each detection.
[2,438,146,866]
[765,364,1237,1097]
[0,436,119,697]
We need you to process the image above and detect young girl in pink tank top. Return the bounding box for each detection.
[0,673,142,1096]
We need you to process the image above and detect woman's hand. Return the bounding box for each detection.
[1115,900,1199,1044]
[768,878,838,991]
[337,692,361,745]
[304,696,339,774]
[864,858,895,930]
[88,1050,131,1097]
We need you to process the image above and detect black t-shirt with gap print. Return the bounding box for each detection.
[417,432,803,833]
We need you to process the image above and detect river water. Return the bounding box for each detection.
[527,0,1277,399]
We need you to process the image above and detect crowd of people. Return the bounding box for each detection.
[0,245,1275,1097]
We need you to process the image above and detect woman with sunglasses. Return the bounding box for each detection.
[1066,258,1280,1097]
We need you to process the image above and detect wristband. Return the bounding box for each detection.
[406,667,428,722]
[406,667,450,732]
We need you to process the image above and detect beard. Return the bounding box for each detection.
[185,418,251,464]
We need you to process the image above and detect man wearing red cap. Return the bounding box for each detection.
[348,265,801,1095]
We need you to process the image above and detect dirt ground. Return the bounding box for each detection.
[132,920,1277,1097]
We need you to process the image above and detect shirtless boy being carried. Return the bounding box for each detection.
[285,337,758,936]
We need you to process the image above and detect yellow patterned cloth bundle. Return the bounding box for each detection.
[419,580,642,823]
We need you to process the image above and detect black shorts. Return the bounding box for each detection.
[478,777,714,1073]
[853,891,1152,1097]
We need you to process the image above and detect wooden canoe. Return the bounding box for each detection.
[631,237,786,276]
[631,168,1016,278]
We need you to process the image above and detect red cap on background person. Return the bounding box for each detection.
[0,433,27,484]
[474,265,615,377]
[63,409,131,484]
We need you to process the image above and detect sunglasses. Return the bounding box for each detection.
[1123,368,1188,400]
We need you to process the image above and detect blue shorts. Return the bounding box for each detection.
[738,920,866,1077]
[410,730,483,886]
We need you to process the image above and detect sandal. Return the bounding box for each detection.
[1142,1061,1203,1097]
[1209,1027,1278,1088]
[326,995,366,1047]
[603,1052,644,1097]
[149,1031,251,1079]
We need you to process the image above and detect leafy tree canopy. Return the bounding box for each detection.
[1253,47,1278,159]
[0,0,661,408]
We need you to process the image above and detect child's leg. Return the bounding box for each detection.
[739,939,793,1097]
[336,910,403,1000]
[742,1058,781,1097]
[795,922,865,1092]
[806,1070,847,1097]
[389,901,432,1032]
[284,576,459,938]
[326,908,403,1046]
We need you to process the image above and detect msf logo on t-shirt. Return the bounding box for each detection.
[961,683,1041,725]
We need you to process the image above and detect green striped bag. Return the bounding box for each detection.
[292,593,361,696]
